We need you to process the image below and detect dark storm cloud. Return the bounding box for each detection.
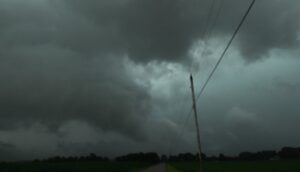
[0,0,300,160]
[1,0,298,63]
[65,0,300,61]
[64,0,208,62]
[0,0,155,139]
[0,141,15,161]
[234,0,300,60]
[0,44,149,138]
[0,141,14,150]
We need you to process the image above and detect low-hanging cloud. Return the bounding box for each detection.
[65,0,300,61]
[0,0,300,160]
[0,44,150,139]
[235,0,300,60]
[1,0,299,63]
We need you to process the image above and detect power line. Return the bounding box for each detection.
[169,107,193,154]
[172,0,223,152]
[181,1,224,143]
[196,0,256,101]
[168,0,217,156]
[206,0,224,42]
[193,0,224,80]
[191,0,216,74]
[169,0,256,156]
[201,0,216,41]
[166,82,191,156]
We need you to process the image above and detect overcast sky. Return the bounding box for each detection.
[0,0,300,161]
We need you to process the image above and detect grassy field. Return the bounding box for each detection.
[0,161,151,172]
[171,160,300,172]
[167,164,181,172]
[2,160,300,172]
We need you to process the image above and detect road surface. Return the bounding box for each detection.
[140,163,166,172]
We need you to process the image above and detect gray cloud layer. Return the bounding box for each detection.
[1,0,299,62]
[0,45,149,138]
[0,0,300,160]
[64,0,300,61]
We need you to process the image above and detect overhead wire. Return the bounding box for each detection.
[191,0,216,74]
[166,83,191,156]
[172,0,225,155]
[168,0,217,156]
[196,0,256,101]
[168,0,256,156]
[192,0,224,89]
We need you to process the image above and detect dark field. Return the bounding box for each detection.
[171,160,300,172]
[1,160,300,172]
[0,161,151,172]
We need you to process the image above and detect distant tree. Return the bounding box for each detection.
[279,147,300,159]
[257,150,277,160]
[239,152,256,161]
[167,152,206,162]
[178,153,196,161]
[115,152,159,163]
[238,150,277,161]
[44,153,109,163]
[206,155,218,161]
[196,153,207,160]
[161,155,167,162]
[218,154,226,161]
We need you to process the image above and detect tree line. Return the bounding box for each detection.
[8,146,300,163]
[167,147,300,162]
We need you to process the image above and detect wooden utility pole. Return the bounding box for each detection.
[190,74,203,172]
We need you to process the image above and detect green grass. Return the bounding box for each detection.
[2,160,300,172]
[166,164,182,172]
[0,161,151,172]
[171,160,300,172]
